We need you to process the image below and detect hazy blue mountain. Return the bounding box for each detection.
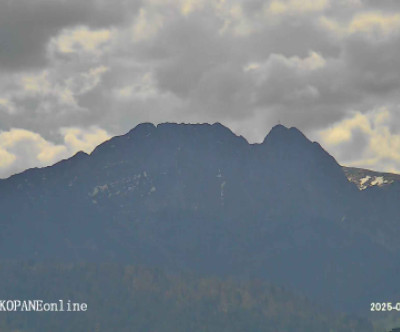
[1,123,400,315]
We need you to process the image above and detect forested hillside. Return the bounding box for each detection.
[0,262,372,332]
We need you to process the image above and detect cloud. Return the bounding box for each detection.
[349,12,400,37]
[0,127,110,178]
[0,148,16,170]
[61,127,111,153]
[0,129,67,177]
[267,0,330,16]
[49,26,114,57]
[240,51,333,126]
[318,108,400,172]
[0,0,131,71]
[247,51,326,75]
[113,72,159,100]
[0,98,16,114]
[66,66,110,96]
[319,111,372,146]
[1,0,400,175]
[1,65,109,118]
[132,8,165,42]
[320,11,400,41]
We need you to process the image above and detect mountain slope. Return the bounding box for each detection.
[343,166,400,190]
[0,262,373,332]
[1,122,399,314]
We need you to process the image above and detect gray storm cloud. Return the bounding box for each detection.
[1,0,400,177]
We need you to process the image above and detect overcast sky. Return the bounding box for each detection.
[1,0,400,177]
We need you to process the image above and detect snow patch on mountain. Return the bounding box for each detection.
[343,167,399,190]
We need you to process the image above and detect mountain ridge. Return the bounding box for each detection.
[1,122,400,315]
[4,122,399,187]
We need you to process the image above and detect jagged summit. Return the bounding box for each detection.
[127,122,156,137]
[263,124,309,145]
[93,122,247,159]
[113,122,310,154]
[269,123,290,133]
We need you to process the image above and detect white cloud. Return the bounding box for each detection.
[20,71,52,95]
[319,107,400,172]
[249,51,326,75]
[350,12,400,38]
[0,127,111,178]
[319,112,371,145]
[49,26,113,56]
[0,129,67,177]
[18,71,76,107]
[245,51,326,90]
[320,11,400,41]
[60,127,111,153]
[14,66,108,110]
[0,148,16,170]
[284,51,327,71]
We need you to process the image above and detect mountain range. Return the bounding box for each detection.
[1,122,400,323]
